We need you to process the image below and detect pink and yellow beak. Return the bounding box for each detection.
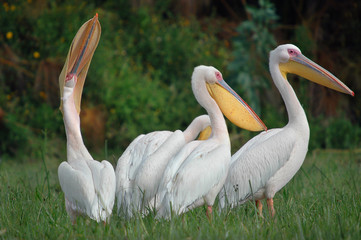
[59,13,101,114]
[206,79,267,132]
[279,53,354,96]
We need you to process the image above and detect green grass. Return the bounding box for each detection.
[0,149,360,239]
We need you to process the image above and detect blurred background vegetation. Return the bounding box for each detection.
[0,0,360,161]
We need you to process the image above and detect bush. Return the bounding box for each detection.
[228,0,278,115]
[0,1,230,157]
[82,6,230,150]
[1,0,358,159]
[325,117,360,149]
[309,115,361,150]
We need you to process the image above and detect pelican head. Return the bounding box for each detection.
[59,13,101,114]
[193,65,267,132]
[273,44,354,96]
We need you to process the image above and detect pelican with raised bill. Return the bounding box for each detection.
[115,114,212,218]
[218,44,354,216]
[58,14,116,224]
[155,65,267,219]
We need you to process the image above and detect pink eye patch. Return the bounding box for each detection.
[288,49,300,57]
[215,72,222,80]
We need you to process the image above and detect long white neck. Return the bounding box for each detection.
[192,72,229,142]
[183,115,211,142]
[62,86,92,162]
[269,61,308,128]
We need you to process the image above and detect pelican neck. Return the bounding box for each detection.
[269,62,308,126]
[192,74,229,141]
[62,87,92,161]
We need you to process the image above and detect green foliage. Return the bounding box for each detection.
[0,112,32,157]
[0,0,359,158]
[102,61,173,147]
[88,7,228,149]
[309,115,361,150]
[228,0,278,114]
[308,115,327,150]
[118,7,224,86]
[1,1,96,59]
[0,1,229,155]
[292,25,316,57]
[325,117,360,149]
[0,0,99,156]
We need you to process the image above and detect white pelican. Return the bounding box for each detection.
[58,14,116,224]
[218,44,354,216]
[116,114,212,217]
[155,65,267,219]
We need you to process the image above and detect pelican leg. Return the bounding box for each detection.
[255,200,263,217]
[206,205,213,220]
[266,198,275,217]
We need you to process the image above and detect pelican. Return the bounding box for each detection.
[155,65,267,219]
[58,14,116,224]
[116,114,212,217]
[218,44,354,216]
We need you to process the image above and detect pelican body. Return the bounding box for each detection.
[116,114,212,217]
[57,14,116,223]
[155,66,267,219]
[218,44,354,216]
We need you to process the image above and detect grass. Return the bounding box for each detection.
[0,146,360,239]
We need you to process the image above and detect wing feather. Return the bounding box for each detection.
[172,144,229,213]
[58,161,96,219]
[157,141,230,218]
[115,131,173,216]
[155,140,202,209]
[219,128,295,208]
[95,161,116,221]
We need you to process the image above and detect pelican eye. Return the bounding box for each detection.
[215,72,222,81]
[288,49,298,57]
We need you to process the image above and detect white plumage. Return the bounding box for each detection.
[156,65,266,218]
[156,138,229,218]
[116,115,211,217]
[58,76,116,223]
[219,44,354,215]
